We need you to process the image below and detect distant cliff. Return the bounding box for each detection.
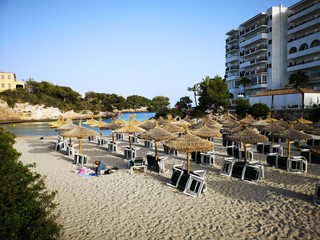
[0,100,150,123]
[0,100,116,123]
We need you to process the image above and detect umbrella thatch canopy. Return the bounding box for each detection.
[139,120,156,130]
[157,116,168,126]
[297,117,313,124]
[61,121,98,154]
[191,123,222,139]
[278,126,312,159]
[131,114,142,126]
[250,119,270,128]
[305,128,320,136]
[50,116,66,128]
[100,118,122,142]
[162,122,184,133]
[115,113,127,125]
[138,122,176,161]
[116,118,145,148]
[311,120,320,128]
[90,117,108,137]
[227,127,269,162]
[225,125,245,134]
[274,119,289,128]
[83,115,99,126]
[293,121,313,131]
[260,122,285,145]
[223,120,241,129]
[310,146,320,156]
[164,128,214,175]
[173,116,192,127]
[240,114,255,125]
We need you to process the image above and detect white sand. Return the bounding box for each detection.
[14,135,320,239]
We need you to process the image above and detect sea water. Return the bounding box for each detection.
[0,112,156,137]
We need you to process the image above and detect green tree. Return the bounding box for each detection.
[148,96,170,112]
[126,95,151,108]
[234,97,250,118]
[249,103,269,118]
[187,83,199,107]
[289,71,309,87]
[198,75,230,110]
[238,77,251,98]
[0,128,62,239]
[175,96,192,111]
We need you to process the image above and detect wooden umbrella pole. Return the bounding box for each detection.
[129,135,132,148]
[155,141,158,161]
[244,143,248,163]
[187,152,190,175]
[112,131,114,143]
[78,138,82,154]
[287,139,291,159]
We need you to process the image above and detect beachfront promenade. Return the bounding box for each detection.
[15,134,320,239]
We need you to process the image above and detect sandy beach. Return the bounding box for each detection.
[14,135,320,239]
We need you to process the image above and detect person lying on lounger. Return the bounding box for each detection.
[95,160,107,175]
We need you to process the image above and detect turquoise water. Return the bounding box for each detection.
[0,112,156,137]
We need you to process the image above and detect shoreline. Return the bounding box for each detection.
[13,134,320,239]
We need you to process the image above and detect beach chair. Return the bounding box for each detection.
[184,170,207,197]
[313,180,320,205]
[256,143,264,153]
[74,153,88,165]
[128,157,147,175]
[267,152,279,167]
[277,156,288,170]
[55,140,67,151]
[243,163,264,183]
[107,141,117,152]
[167,165,184,187]
[66,144,77,157]
[300,149,311,162]
[288,156,307,173]
[124,147,137,160]
[272,145,283,156]
[231,161,246,179]
[220,157,237,177]
[200,151,215,166]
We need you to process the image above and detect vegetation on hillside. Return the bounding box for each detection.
[0,128,62,239]
[0,79,170,114]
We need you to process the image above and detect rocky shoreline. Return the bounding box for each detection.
[0,100,149,124]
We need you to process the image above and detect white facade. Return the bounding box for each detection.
[225,0,320,99]
[287,0,320,88]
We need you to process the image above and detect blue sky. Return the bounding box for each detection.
[0,0,299,106]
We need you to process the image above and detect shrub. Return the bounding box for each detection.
[234,98,250,119]
[0,128,62,239]
[249,103,269,119]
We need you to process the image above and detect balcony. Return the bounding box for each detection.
[226,55,239,63]
[288,17,320,35]
[239,33,268,48]
[287,59,320,72]
[226,46,239,53]
[288,46,320,60]
[288,2,320,22]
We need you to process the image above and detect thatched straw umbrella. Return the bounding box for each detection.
[260,122,285,145]
[115,113,127,125]
[274,119,289,128]
[191,123,221,140]
[61,121,98,154]
[50,116,66,128]
[240,114,255,125]
[83,114,99,126]
[138,122,176,161]
[100,118,122,142]
[297,117,313,125]
[164,128,214,175]
[162,122,184,133]
[90,117,108,137]
[116,118,145,148]
[139,120,156,131]
[278,126,312,159]
[226,127,269,162]
[56,120,77,144]
[293,121,313,131]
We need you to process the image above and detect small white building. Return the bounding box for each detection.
[249,87,320,110]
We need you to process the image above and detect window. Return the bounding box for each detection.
[8,75,11,80]
[268,52,271,57]
[299,43,308,51]
[268,39,272,45]
[8,83,11,88]
[289,47,297,54]
[1,83,5,88]
[1,75,4,79]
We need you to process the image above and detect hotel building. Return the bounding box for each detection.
[225,0,320,100]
